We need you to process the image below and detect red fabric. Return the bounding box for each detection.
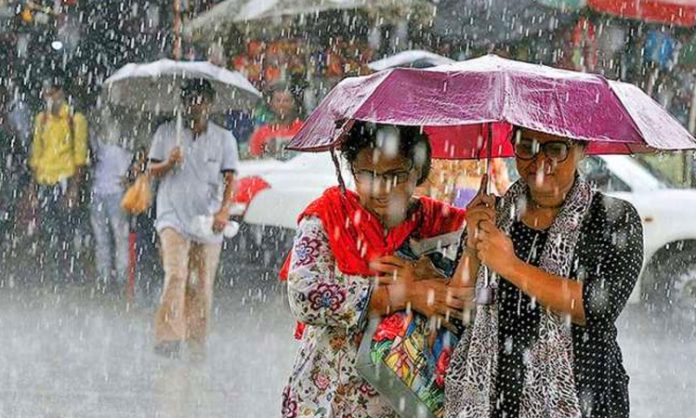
[280,187,466,340]
[127,232,136,302]
[233,176,270,204]
[294,322,306,340]
[248,119,304,157]
[424,122,514,160]
[588,0,696,27]
[572,17,598,72]
[280,186,467,280]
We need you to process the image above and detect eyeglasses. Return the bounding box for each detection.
[513,138,572,163]
[352,164,414,186]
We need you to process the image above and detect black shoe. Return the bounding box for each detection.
[154,341,182,359]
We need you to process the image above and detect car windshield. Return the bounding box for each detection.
[599,155,670,191]
[631,157,678,188]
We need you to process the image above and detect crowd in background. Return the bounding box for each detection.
[1,1,696,298]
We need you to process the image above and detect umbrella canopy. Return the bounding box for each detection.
[185,0,246,36]
[287,54,696,159]
[187,0,429,37]
[432,0,576,47]
[368,50,457,71]
[535,0,587,10]
[102,59,261,114]
[587,0,696,27]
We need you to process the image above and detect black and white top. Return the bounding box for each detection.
[492,193,643,418]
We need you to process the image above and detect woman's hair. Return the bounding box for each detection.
[341,122,432,185]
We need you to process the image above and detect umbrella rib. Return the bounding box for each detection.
[602,78,651,148]
[348,69,400,124]
[499,62,510,126]
[293,70,396,152]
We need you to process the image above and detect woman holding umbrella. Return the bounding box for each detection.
[283,54,696,418]
[445,128,644,418]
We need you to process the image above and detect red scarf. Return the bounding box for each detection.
[279,187,466,338]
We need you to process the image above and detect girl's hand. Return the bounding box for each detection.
[407,279,475,329]
[370,256,419,312]
[371,255,474,322]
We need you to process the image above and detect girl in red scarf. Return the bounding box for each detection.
[281,123,470,418]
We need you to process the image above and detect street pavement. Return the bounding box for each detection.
[0,281,693,418]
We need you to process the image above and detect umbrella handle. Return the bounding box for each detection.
[485,122,494,195]
[479,122,495,305]
[176,108,183,147]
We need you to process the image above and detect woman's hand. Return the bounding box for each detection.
[406,280,475,331]
[370,256,421,312]
[370,256,475,324]
[466,175,497,251]
[475,220,520,278]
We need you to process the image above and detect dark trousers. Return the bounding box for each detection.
[36,184,81,282]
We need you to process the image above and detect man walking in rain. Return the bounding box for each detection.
[29,77,88,280]
[148,79,238,359]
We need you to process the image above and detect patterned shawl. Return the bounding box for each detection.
[445,178,593,418]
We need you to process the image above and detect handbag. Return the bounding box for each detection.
[356,231,463,418]
[121,174,152,215]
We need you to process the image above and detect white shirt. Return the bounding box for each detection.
[149,121,239,244]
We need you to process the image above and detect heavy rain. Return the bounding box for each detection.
[0,1,695,417]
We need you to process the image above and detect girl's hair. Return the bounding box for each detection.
[341,122,432,185]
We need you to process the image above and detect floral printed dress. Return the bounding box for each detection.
[282,216,397,418]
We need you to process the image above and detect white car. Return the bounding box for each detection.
[580,156,696,318]
[234,153,354,228]
[234,153,696,318]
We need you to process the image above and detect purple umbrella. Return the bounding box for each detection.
[287,54,696,159]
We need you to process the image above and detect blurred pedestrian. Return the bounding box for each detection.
[148,79,238,359]
[28,77,88,281]
[224,110,255,148]
[89,106,133,294]
[2,79,31,148]
[127,147,161,303]
[0,85,25,245]
[248,82,303,159]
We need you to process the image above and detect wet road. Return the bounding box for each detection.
[0,283,693,418]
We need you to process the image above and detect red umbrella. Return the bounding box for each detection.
[588,0,696,27]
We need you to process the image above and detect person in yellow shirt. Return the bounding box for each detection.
[29,79,88,280]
